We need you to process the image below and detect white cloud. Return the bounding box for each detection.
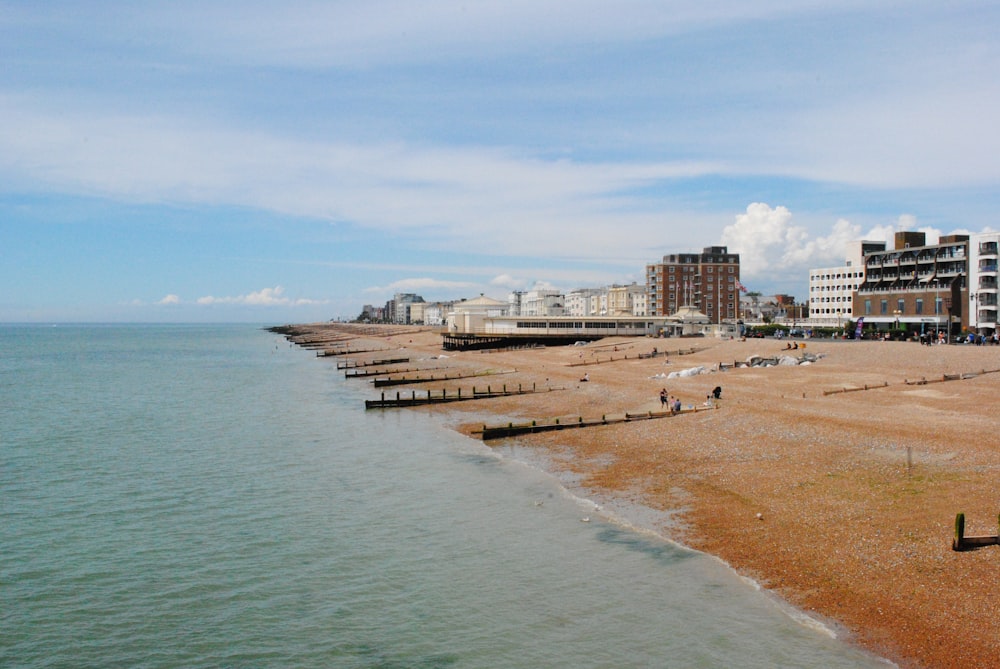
[720,203,962,285]
[195,286,326,306]
[158,294,181,305]
[363,277,481,295]
[489,274,527,290]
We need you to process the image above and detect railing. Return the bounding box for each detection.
[857,285,957,294]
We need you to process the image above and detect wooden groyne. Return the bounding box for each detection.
[365,383,563,409]
[567,347,701,367]
[953,513,1000,551]
[478,404,718,440]
[824,366,1000,396]
[904,368,1000,385]
[317,347,396,357]
[345,365,448,378]
[372,369,516,388]
[337,357,410,369]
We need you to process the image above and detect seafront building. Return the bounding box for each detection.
[968,232,1000,334]
[807,241,884,327]
[646,246,741,324]
[853,232,968,338]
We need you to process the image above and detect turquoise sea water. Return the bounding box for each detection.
[1,324,888,668]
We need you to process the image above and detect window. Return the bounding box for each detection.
[897,299,905,314]
[880,300,888,315]
[865,300,872,315]
[935,298,943,315]
[915,299,923,315]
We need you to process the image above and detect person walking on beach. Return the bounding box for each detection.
[659,388,668,407]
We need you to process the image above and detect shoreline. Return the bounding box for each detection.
[278,323,1000,669]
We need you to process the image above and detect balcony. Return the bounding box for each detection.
[979,242,998,256]
[978,263,998,274]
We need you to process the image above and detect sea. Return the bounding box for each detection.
[1,324,890,668]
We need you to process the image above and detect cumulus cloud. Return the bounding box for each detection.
[195,286,326,306]
[488,274,532,291]
[719,203,965,287]
[158,294,181,305]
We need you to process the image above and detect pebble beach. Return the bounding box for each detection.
[283,323,1000,669]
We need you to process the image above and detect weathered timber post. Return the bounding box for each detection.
[953,513,965,551]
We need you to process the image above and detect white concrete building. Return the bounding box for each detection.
[564,288,602,317]
[446,295,510,333]
[969,232,1000,334]
[520,289,565,317]
[808,241,885,326]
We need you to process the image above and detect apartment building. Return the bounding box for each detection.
[968,232,1000,334]
[646,246,740,323]
[564,288,602,317]
[808,241,885,326]
[853,232,968,336]
[606,282,648,316]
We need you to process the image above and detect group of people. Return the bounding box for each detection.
[658,388,683,414]
[659,385,721,413]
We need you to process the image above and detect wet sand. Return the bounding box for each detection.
[284,323,1000,669]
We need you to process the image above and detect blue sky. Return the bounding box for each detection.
[2,1,999,322]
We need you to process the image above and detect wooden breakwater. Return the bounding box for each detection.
[824,366,1000,396]
[337,357,410,369]
[317,347,396,357]
[372,369,516,388]
[477,404,718,440]
[365,383,563,409]
[567,347,701,367]
[345,365,448,378]
[953,512,1000,551]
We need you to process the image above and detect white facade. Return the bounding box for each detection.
[808,240,883,325]
[521,289,565,317]
[969,232,1000,333]
[606,282,648,316]
[564,288,602,317]
[447,295,510,333]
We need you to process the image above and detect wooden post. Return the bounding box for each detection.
[953,513,965,550]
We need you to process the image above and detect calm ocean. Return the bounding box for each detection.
[1,324,887,668]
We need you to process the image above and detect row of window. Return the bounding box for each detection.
[810,296,853,303]
[810,284,860,292]
[862,298,943,316]
[810,272,863,281]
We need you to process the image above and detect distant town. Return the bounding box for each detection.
[356,231,1000,346]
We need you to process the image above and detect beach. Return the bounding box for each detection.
[284,323,1000,669]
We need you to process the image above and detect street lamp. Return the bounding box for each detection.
[971,292,980,335]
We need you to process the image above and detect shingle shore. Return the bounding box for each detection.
[286,323,1000,669]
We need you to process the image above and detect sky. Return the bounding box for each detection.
[2,1,999,323]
